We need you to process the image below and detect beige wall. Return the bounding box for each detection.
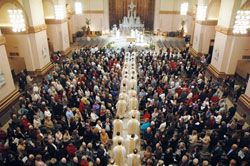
[236,60,250,79]
[82,0,104,11]
[5,30,50,72]
[70,0,108,32]
[0,45,15,101]
[155,0,197,33]
[193,23,216,54]
[225,36,250,74]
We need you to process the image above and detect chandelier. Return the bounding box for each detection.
[233,10,250,34]
[8,9,26,32]
[196,5,207,21]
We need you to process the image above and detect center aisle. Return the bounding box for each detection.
[111,52,141,166]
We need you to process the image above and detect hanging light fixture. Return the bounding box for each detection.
[8,9,26,32]
[75,2,82,14]
[233,10,250,34]
[196,5,207,21]
[180,2,188,15]
[54,5,64,20]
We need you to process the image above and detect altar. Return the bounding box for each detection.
[119,1,144,31]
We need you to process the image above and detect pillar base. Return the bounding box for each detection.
[190,47,201,58]
[29,62,54,77]
[207,64,226,79]
[61,47,72,56]
[238,94,250,111]
[0,88,21,126]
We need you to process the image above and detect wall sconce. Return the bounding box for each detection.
[233,10,250,34]
[8,9,26,32]
[180,3,188,15]
[196,5,207,21]
[75,2,82,14]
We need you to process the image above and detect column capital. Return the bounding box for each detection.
[215,25,250,36]
[28,24,47,33]
[45,18,68,24]
[195,20,218,26]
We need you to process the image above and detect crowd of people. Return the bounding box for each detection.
[1,47,125,166]
[0,43,249,166]
[137,48,249,166]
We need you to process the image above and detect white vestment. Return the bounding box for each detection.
[112,136,124,147]
[125,135,139,154]
[128,109,140,121]
[112,145,127,166]
[116,100,127,118]
[127,119,140,135]
[119,93,128,102]
[128,97,138,111]
[128,79,137,91]
[128,90,137,99]
[127,154,140,166]
[113,119,124,136]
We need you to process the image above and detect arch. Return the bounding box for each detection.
[241,0,250,10]
[0,0,29,33]
[42,0,55,19]
[207,0,221,20]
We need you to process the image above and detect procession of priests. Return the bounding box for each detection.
[111,52,141,166]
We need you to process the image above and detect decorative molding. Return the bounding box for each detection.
[238,93,250,110]
[0,88,21,115]
[207,64,226,79]
[45,18,68,24]
[189,47,202,57]
[0,36,6,45]
[196,20,218,26]
[215,25,250,36]
[29,62,54,77]
[159,11,180,15]
[83,10,104,14]
[60,47,72,56]
[28,24,47,33]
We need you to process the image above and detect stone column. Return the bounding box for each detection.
[207,0,250,78]
[239,77,250,111]
[0,30,20,125]
[45,0,71,55]
[191,0,217,56]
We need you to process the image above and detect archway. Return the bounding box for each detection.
[207,0,221,20]
[0,0,30,78]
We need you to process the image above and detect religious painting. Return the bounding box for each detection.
[0,69,6,88]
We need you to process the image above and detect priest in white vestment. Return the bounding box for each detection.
[128,97,138,111]
[128,79,137,91]
[128,109,140,121]
[127,116,140,135]
[116,99,127,118]
[127,149,140,166]
[112,141,127,166]
[120,82,128,93]
[128,90,137,99]
[119,93,128,102]
[112,132,124,147]
[113,117,124,137]
[125,134,139,154]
